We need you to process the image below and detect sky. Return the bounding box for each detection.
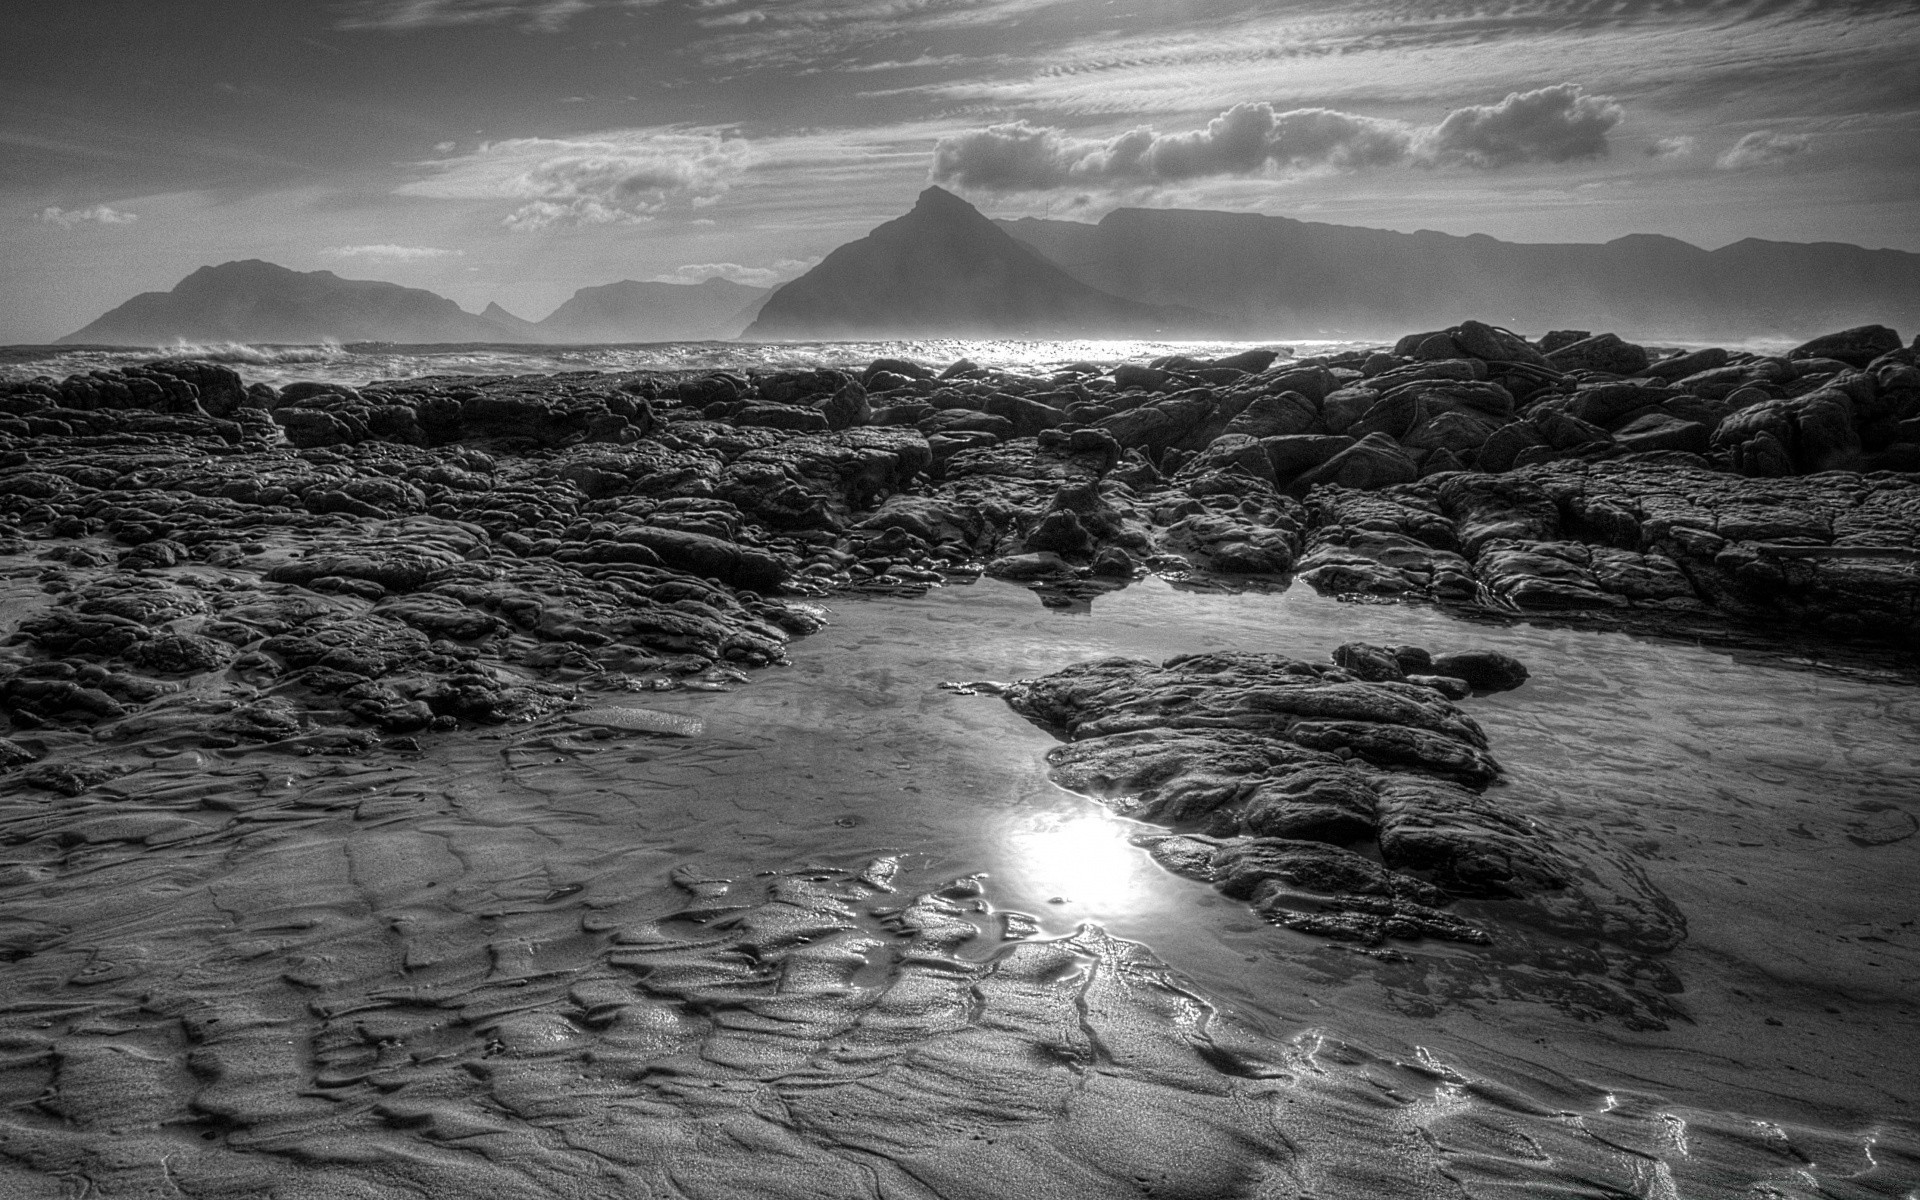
[5,0,1919,342]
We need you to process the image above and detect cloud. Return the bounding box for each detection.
[1645,136,1697,159]
[1414,84,1623,168]
[932,85,1621,191]
[398,130,753,229]
[321,244,464,260]
[652,259,816,287]
[336,0,655,32]
[1717,130,1812,170]
[37,205,138,229]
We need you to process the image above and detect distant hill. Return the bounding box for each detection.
[536,277,769,343]
[60,260,541,346]
[745,186,1204,340]
[998,209,1920,343]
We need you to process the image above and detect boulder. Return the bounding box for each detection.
[1789,325,1903,369]
[1643,346,1730,382]
[1544,333,1650,376]
[1537,330,1591,354]
[1615,412,1711,455]
[1289,433,1418,493]
[1261,434,1354,482]
[1429,649,1530,692]
[814,382,870,430]
[1221,391,1318,438]
[1710,388,1862,475]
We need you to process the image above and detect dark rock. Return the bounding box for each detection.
[1289,433,1417,493]
[1790,325,1902,369]
[1711,389,1862,475]
[1616,412,1710,455]
[1537,330,1591,354]
[736,404,830,433]
[1331,642,1405,682]
[862,357,933,383]
[814,382,870,431]
[1220,391,1317,438]
[1428,649,1529,692]
[1545,333,1650,376]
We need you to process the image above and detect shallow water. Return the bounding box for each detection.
[619,578,1920,1118]
[3,574,1917,1194]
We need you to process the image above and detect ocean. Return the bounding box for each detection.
[0,337,1356,389]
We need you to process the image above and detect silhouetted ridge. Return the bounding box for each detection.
[997,208,1920,341]
[61,260,541,346]
[537,277,769,343]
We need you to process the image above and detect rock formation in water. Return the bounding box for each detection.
[60,260,548,346]
[744,186,1206,340]
[536,277,771,343]
[1000,208,1920,341]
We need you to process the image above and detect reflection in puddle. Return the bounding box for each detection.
[1004,809,1152,912]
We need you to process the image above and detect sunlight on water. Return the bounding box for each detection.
[1001,809,1155,914]
[0,337,1360,388]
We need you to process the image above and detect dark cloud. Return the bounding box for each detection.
[932,86,1621,191]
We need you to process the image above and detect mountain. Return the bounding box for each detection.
[535,277,769,343]
[998,209,1920,343]
[745,186,1204,340]
[60,260,542,345]
[482,301,548,341]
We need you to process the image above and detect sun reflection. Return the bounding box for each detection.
[1004,810,1152,915]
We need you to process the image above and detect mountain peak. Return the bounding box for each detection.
[912,185,979,219]
[745,189,1199,339]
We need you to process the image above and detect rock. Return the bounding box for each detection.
[736,403,831,433]
[1221,391,1318,438]
[1537,330,1591,354]
[1428,649,1529,692]
[1319,387,1379,435]
[1544,333,1650,376]
[1616,412,1711,455]
[986,551,1074,579]
[1111,364,1171,391]
[1406,673,1472,700]
[1331,642,1405,682]
[1262,434,1354,483]
[618,526,788,592]
[1289,433,1417,493]
[1790,325,1903,369]
[862,357,933,383]
[814,382,870,430]
[1643,346,1730,382]
[1447,320,1548,366]
[1024,509,1094,557]
[1711,389,1862,475]
[1002,650,1679,966]
[1208,348,1281,374]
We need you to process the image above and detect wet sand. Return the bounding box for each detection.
[2,572,1916,1196]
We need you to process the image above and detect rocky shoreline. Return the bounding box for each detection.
[1,322,1914,787]
[3,321,1915,757]
[2,325,1919,1194]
